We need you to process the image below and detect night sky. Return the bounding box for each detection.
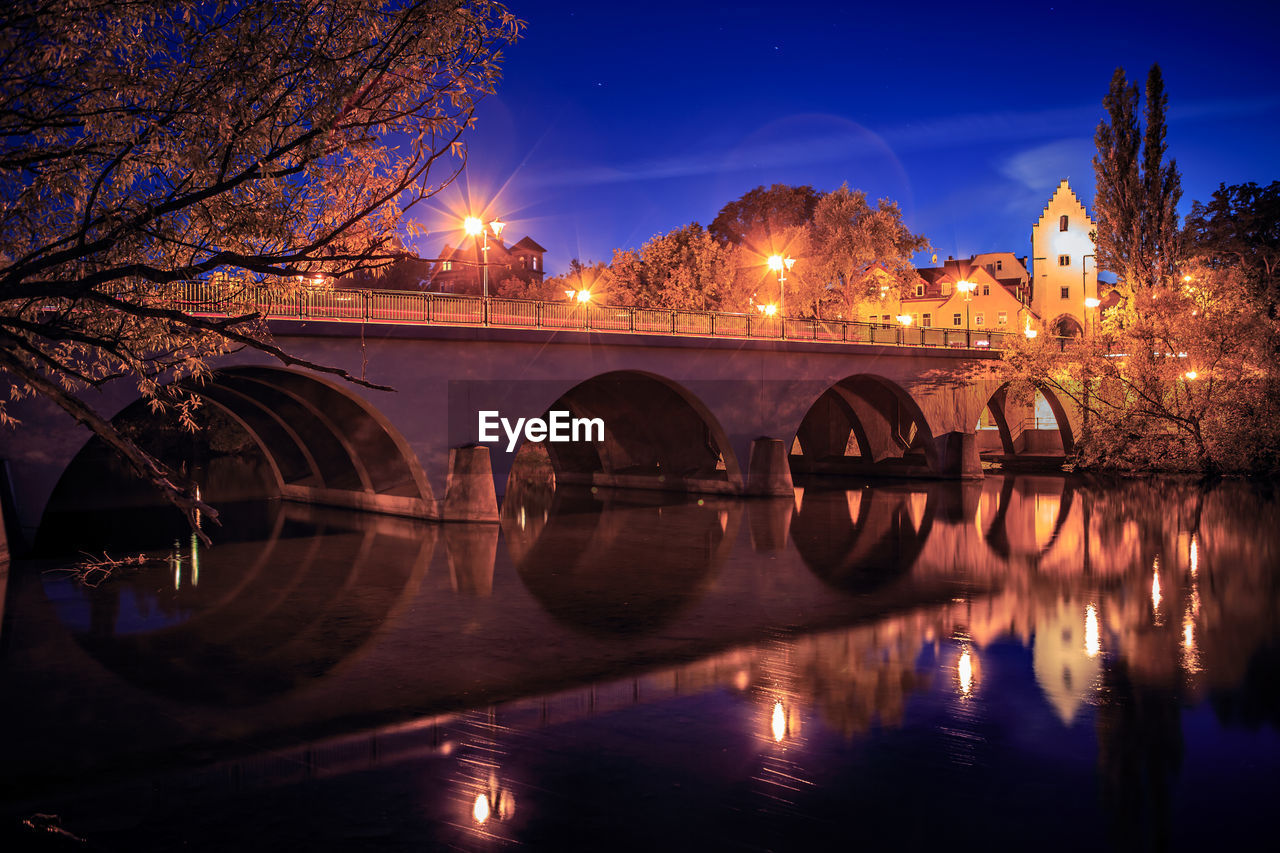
[414,0,1280,275]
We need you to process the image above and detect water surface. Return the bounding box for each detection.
[3,475,1279,850]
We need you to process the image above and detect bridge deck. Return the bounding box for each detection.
[169,281,1062,351]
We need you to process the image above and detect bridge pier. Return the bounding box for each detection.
[442,445,500,522]
[931,431,984,480]
[744,437,794,496]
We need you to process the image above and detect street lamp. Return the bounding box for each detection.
[767,254,795,317]
[1083,295,1101,336]
[956,279,976,344]
[464,215,505,299]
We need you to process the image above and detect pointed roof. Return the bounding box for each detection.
[1036,179,1094,227]
[511,236,547,253]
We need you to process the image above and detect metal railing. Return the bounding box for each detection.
[163,281,1036,351]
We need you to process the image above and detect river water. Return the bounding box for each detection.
[2,474,1279,851]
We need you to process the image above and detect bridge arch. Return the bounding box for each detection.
[41,366,435,529]
[977,381,1076,462]
[789,374,942,478]
[511,370,742,495]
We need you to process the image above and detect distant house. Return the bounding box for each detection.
[428,233,548,295]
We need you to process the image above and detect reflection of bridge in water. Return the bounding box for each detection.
[4,474,1276,815]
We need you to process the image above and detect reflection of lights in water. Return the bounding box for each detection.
[719,510,729,533]
[1085,604,1100,658]
[1190,534,1198,576]
[518,506,526,530]
[772,701,786,742]
[1151,558,1163,624]
[171,539,182,591]
[190,532,200,587]
[734,669,750,691]
[958,649,974,696]
[1183,608,1201,674]
[194,485,202,529]
[469,774,514,827]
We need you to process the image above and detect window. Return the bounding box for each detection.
[941,282,952,296]
[915,284,924,297]
[975,313,985,326]
[996,259,1003,271]
[982,284,990,296]
[912,314,920,326]
[442,261,452,271]
[986,263,995,275]
[953,313,962,326]
[1060,286,1070,299]
[998,311,1008,325]
[1060,215,1069,231]
[520,257,528,268]
[922,313,932,327]
[534,257,540,271]
[882,314,891,324]
[1058,254,1071,266]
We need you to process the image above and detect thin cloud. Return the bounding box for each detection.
[523,95,1280,190]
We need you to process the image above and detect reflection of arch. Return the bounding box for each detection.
[979,475,1075,563]
[46,502,434,706]
[534,371,741,493]
[1049,314,1084,338]
[790,486,934,592]
[505,489,737,637]
[790,375,940,478]
[42,366,434,525]
[979,382,1076,459]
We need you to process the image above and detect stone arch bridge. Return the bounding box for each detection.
[1,316,1077,547]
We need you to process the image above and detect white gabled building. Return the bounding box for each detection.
[1030,179,1100,336]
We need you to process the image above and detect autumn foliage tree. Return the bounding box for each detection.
[0,0,520,529]
[608,224,739,311]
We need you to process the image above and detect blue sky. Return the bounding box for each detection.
[412,0,1280,275]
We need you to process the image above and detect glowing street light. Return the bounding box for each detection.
[955,279,976,340]
[896,314,912,326]
[464,215,505,299]
[757,302,778,316]
[767,254,795,317]
[1184,370,1198,380]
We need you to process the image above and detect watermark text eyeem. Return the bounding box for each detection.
[478,410,604,452]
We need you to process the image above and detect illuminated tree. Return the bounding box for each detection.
[1184,180,1280,326]
[0,0,520,531]
[995,260,1278,473]
[607,224,739,311]
[708,184,821,251]
[800,184,929,317]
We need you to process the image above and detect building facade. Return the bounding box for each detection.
[429,234,548,295]
[1030,179,1099,336]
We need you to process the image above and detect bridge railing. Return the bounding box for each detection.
[164,281,1039,351]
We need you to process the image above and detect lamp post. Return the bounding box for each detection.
[767,254,795,318]
[896,312,912,345]
[956,279,976,346]
[464,215,506,299]
[1083,296,1101,336]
